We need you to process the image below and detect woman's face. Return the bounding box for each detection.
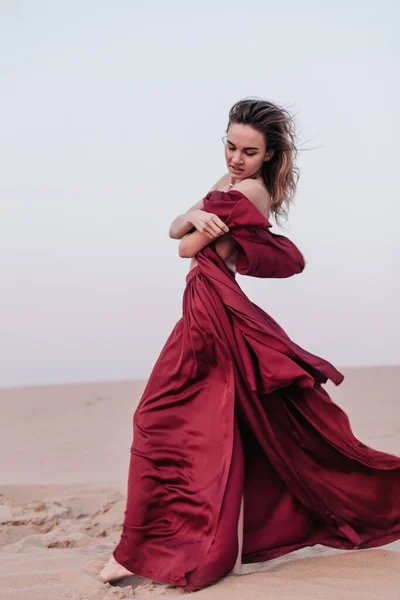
[224,123,271,180]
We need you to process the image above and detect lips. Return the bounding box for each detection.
[230,165,243,173]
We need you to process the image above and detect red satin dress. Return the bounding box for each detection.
[114,190,400,591]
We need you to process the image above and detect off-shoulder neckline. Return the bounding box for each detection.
[205,189,272,227]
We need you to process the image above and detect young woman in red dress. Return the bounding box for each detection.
[99,98,400,591]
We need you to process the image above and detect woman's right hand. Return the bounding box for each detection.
[187,209,229,240]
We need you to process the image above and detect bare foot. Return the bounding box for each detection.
[99,554,135,583]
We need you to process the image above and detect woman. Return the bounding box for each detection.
[99,99,400,591]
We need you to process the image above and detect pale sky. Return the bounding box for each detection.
[1,0,399,387]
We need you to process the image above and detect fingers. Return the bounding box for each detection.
[206,222,225,237]
[216,220,230,234]
[202,226,221,239]
[192,211,229,238]
[212,216,229,233]
[203,215,229,238]
[203,226,225,239]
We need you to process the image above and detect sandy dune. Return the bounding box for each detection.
[0,366,399,599]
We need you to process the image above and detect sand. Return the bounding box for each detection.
[0,366,399,599]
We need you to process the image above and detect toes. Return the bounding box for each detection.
[83,559,107,576]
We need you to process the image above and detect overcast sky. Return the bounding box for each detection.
[1,0,399,387]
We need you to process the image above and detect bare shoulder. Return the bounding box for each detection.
[231,179,271,218]
[184,173,230,214]
[208,172,230,192]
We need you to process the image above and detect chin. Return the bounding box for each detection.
[229,168,246,177]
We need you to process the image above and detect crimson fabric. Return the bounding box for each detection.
[114,190,400,591]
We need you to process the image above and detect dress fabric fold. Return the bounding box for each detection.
[113,190,400,591]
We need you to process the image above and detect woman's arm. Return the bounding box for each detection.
[168,200,204,240]
[178,230,217,258]
[178,179,269,259]
[168,173,230,239]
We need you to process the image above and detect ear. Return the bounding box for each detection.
[264,150,274,162]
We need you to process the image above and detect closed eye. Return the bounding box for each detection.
[227,144,258,156]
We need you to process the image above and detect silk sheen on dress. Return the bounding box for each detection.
[113,190,400,591]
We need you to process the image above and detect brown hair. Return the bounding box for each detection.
[227,98,299,222]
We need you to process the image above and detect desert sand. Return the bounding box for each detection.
[0,366,399,599]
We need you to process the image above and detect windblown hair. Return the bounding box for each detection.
[227,98,299,222]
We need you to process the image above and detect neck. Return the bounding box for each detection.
[228,175,242,187]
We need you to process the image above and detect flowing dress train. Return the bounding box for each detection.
[113,190,400,591]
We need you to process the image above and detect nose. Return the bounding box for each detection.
[231,150,244,165]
